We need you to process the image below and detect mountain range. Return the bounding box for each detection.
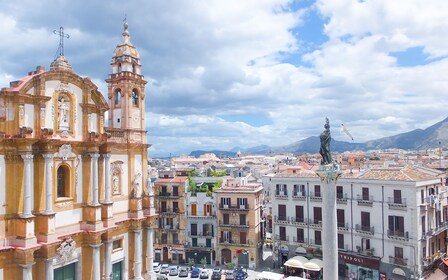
[189,117,448,157]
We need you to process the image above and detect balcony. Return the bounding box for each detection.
[219,220,249,228]
[188,231,214,237]
[105,128,147,143]
[275,191,289,199]
[387,230,409,241]
[156,239,181,245]
[291,217,308,226]
[219,238,255,246]
[338,222,350,231]
[186,211,216,218]
[293,237,307,244]
[389,256,408,266]
[219,203,249,211]
[310,219,322,228]
[387,197,407,210]
[274,215,289,224]
[357,195,373,207]
[275,234,289,242]
[159,192,180,199]
[309,192,322,202]
[185,242,214,250]
[161,224,180,231]
[159,207,180,216]
[292,192,306,200]
[336,193,348,204]
[355,224,374,235]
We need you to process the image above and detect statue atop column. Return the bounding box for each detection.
[319,117,333,165]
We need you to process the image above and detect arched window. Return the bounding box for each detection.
[132,63,136,73]
[57,165,70,197]
[132,89,139,107]
[115,89,122,105]
[118,63,122,73]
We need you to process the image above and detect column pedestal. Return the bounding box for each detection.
[35,212,57,243]
[101,202,115,228]
[12,216,37,247]
[128,198,143,219]
[316,164,342,280]
[81,205,103,231]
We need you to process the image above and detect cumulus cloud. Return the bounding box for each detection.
[1,0,448,157]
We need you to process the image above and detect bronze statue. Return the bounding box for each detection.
[319,117,332,165]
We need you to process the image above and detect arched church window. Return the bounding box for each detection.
[57,94,71,131]
[57,165,70,197]
[132,89,139,107]
[115,89,122,105]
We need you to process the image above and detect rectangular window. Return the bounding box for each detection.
[279,226,287,241]
[191,204,196,216]
[221,197,231,208]
[54,263,76,280]
[422,216,426,234]
[297,228,304,243]
[172,186,178,196]
[421,189,424,204]
[314,185,321,197]
[337,209,345,228]
[172,233,178,244]
[314,207,322,224]
[295,205,304,222]
[336,186,343,199]
[394,190,402,204]
[388,216,405,236]
[338,234,344,249]
[278,204,287,221]
[362,187,369,201]
[173,201,179,213]
[361,211,370,230]
[239,214,246,226]
[362,238,370,250]
[240,232,247,244]
[315,231,322,245]
[191,224,198,235]
[113,239,122,251]
[394,247,403,258]
[223,213,229,224]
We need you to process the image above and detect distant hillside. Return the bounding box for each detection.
[189,117,448,157]
[189,150,236,158]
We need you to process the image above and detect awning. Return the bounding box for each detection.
[295,247,307,255]
[303,258,323,272]
[256,271,284,280]
[284,256,309,269]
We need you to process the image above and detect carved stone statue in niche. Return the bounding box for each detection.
[58,95,70,131]
[133,172,142,198]
[112,172,120,194]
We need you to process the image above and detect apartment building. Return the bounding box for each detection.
[216,183,265,269]
[154,175,188,264]
[185,177,223,265]
[264,165,446,280]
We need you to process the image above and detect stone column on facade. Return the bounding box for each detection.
[146,228,155,276]
[43,154,54,213]
[21,154,34,218]
[20,263,33,280]
[134,229,143,280]
[103,154,112,203]
[90,153,100,206]
[316,165,342,280]
[104,240,113,280]
[45,259,54,280]
[91,244,101,280]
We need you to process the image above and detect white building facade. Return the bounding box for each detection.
[264,166,446,280]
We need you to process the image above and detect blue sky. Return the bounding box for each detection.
[1,0,448,157]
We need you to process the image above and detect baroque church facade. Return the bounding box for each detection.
[0,22,157,280]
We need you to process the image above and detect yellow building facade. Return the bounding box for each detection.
[0,22,156,280]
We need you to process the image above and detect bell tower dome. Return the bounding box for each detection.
[106,20,147,141]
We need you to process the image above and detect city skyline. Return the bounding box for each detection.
[1,0,448,157]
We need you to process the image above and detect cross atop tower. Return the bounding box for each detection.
[53,27,70,57]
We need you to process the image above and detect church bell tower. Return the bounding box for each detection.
[106,20,147,140]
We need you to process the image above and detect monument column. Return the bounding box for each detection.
[315,118,342,280]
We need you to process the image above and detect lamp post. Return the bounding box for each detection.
[194,252,197,267]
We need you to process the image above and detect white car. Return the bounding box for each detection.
[153,262,161,273]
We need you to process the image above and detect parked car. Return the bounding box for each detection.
[153,262,161,273]
[191,267,200,278]
[156,274,168,280]
[225,269,235,280]
[169,266,179,276]
[179,267,189,277]
[211,267,222,280]
[235,269,248,280]
[200,269,209,279]
[160,264,170,275]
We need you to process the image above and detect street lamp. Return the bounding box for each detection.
[194,252,197,266]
